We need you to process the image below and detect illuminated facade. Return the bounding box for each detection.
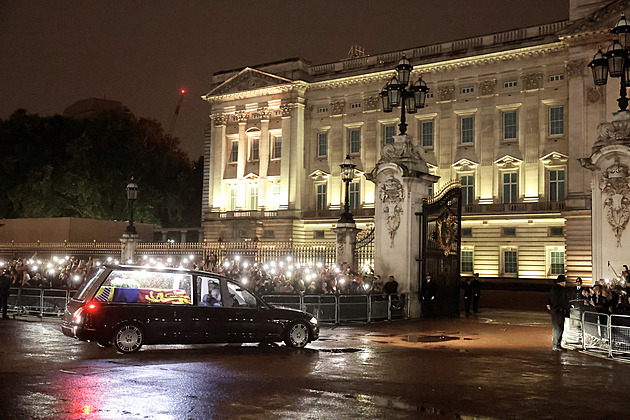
[202,0,625,281]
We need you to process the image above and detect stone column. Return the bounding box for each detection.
[580,110,630,282]
[367,135,439,318]
[333,222,360,270]
[259,114,270,208]
[120,232,139,264]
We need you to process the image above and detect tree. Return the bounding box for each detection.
[0,108,200,228]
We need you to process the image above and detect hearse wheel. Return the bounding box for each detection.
[114,323,144,353]
[284,321,310,348]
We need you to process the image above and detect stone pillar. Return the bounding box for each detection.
[580,110,630,282]
[120,232,139,264]
[259,116,270,209]
[180,230,187,243]
[367,135,439,318]
[333,222,360,270]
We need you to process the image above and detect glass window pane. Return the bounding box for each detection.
[461,117,474,143]
[422,121,434,147]
[384,125,395,145]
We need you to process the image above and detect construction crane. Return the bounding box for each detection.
[168,89,186,136]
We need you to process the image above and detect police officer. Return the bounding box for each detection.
[421,273,436,317]
[463,277,473,316]
[471,272,481,313]
[547,274,569,351]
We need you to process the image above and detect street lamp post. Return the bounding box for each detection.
[588,13,630,111]
[339,154,357,224]
[125,178,139,235]
[380,55,429,135]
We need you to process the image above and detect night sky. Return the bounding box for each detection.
[1,0,569,159]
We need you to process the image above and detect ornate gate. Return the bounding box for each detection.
[420,182,462,317]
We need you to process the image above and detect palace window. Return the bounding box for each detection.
[549,74,564,82]
[502,172,518,204]
[461,116,474,144]
[318,106,328,113]
[272,135,282,159]
[550,250,565,275]
[316,184,327,211]
[503,111,517,140]
[349,180,360,210]
[251,138,259,161]
[230,140,238,163]
[349,128,361,154]
[549,106,564,136]
[461,174,474,205]
[549,169,565,202]
[504,80,517,88]
[384,124,396,145]
[422,120,434,147]
[461,250,473,273]
[317,132,328,157]
[270,184,281,210]
[351,102,361,109]
[461,86,475,94]
[504,250,518,274]
[248,186,258,211]
[227,186,237,211]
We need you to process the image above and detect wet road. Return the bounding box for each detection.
[0,310,628,419]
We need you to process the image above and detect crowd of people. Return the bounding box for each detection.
[1,255,99,289]
[569,276,630,315]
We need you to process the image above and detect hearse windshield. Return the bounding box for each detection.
[74,267,106,302]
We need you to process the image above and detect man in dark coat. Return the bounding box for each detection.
[471,273,481,313]
[463,277,473,316]
[0,270,12,319]
[547,274,569,351]
[421,273,436,317]
[571,277,585,301]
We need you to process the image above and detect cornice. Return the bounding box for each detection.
[203,81,309,103]
[310,42,567,91]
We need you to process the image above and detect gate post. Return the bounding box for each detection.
[367,135,439,318]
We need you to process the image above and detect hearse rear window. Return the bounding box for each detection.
[94,270,192,305]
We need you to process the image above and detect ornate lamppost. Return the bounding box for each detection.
[588,13,630,111]
[339,154,357,224]
[380,55,429,135]
[125,178,139,235]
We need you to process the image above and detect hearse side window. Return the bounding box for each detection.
[226,281,258,309]
[94,270,192,305]
[197,276,223,307]
[75,267,106,302]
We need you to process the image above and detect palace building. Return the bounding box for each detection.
[202,0,627,282]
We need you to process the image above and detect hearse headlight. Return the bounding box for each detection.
[309,316,318,325]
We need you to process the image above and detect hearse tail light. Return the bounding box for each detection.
[72,307,84,322]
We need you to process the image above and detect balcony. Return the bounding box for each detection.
[463,201,565,215]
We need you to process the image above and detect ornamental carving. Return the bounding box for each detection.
[364,95,379,110]
[235,110,249,124]
[438,85,454,101]
[437,212,459,256]
[381,135,423,162]
[258,107,272,121]
[331,100,346,115]
[379,177,404,247]
[566,59,585,79]
[281,105,292,118]
[593,117,630,150]
[587,87,602,104]
[213,114,228,127]
[600,163,630,247]
[479,79,496,96]
[521,72,542,90]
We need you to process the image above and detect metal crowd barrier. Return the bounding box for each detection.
[7,287,77,317]
[563,306,630,359]
[261,293,408,324]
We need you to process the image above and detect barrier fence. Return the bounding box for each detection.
[563,301,630,360]
[5,288,407,324]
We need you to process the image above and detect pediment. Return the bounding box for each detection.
[310,169,330,181]
[205,68,293,97]
[452,158,479,172]
[540,152,569,166]
[495,155,523,169]
[244,173,259,180]
[560,1,630,37]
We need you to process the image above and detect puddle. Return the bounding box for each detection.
[402,335,460,343]
[318,348,362,353]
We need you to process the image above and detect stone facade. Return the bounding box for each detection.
[201,0,628,282]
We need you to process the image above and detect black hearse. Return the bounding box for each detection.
[62,265,319,353]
